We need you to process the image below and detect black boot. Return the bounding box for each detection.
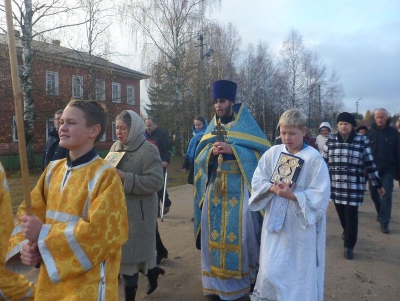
[124,286,137,301]
[156,223,168,264]
[146,266,165,295]
[344,247,354,260]
[156,249,168,265]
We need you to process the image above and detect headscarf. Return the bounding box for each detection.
[186,119,208,164]
[123,110,145,145]
[318,121,332,134]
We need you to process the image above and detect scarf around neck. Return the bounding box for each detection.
[186,119,208,163]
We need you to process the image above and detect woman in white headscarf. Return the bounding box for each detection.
[110,110,164,300]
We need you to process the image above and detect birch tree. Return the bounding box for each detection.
[321,69,344,127]
[0,0,86,167]
[204,22,240,81]
[121,0,219,154]
[302,50,326,128]
[277,29,344,132]
[278,29,307,109]
[70,0,116,100]
[237,41,276,137]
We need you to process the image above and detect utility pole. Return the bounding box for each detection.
[356,97,363,117]
[198,34,205,117]
[197,34,214,117]
[318,84,321,121]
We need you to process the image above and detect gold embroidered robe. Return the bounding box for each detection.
[6,157,128,301]
[0,162,35,301]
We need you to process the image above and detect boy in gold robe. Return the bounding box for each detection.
[6,99,128,300]
[0,162,35,300]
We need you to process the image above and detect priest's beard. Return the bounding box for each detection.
[216,106,233,119]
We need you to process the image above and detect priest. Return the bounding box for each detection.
[193,80,271,300]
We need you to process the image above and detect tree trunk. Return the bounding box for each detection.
[22,0,35,168]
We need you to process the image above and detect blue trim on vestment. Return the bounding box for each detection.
[193,104,270,250]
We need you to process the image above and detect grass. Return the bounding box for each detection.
[8,154,188,214]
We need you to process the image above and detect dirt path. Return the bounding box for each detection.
[24,184,400,300]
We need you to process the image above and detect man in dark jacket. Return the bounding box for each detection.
[367,108,400,234]
[145,118,172,210]
[145,117,172,264]
[42,109,68,171]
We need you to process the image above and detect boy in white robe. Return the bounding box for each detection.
[249,108,330,301]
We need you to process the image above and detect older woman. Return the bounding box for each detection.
[316,121,332,154]
[110,110,164,300]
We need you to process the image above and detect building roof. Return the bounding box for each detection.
[0,32,150,80]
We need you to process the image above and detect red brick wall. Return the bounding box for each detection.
[0,50,143,156]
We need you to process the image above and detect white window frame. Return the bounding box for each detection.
[46,70,59,95]
[127,85,135,105]
[95,79,106,101]
[112,82,121,103]
[46,118,56,141]
[112,121,117,141]
[100,132,106,142]
[12,116,18,142]
[72,75,84,98]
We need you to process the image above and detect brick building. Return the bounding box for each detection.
[0,32,149,162]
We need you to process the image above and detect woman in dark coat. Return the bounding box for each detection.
[110,110,164,300]
[323,112,385,260]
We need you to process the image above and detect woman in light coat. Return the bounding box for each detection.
[110,110,164,300]
[316,121,331,154]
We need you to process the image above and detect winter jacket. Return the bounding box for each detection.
[316,122,332,154]
[41,129,68,171]
[182,140,200,184]
[367,120,400,174]
[145,127,171,163]
[323,130,382,206]
[110,134,163,265]
[182,120,207,184]
[304,134,318,151]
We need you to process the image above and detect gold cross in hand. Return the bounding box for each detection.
[211,120,227,142]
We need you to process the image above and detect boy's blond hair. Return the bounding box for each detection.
[278,108,306,129]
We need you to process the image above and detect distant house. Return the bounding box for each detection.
[0,31,149,159]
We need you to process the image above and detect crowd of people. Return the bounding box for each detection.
[1,80,399,301]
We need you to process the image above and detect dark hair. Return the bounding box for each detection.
[145,117,157,125]
[116,111,131,128]
[67,99,108,142]
[356,125,368,133]
[194,116,206,125]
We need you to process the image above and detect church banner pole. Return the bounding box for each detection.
[4,0,32,215]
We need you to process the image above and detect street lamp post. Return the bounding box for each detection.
[199,34,205,117]
[356,97,363,117]
[198,34,214,117]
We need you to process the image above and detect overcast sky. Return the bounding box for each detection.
[208,0,400,117]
